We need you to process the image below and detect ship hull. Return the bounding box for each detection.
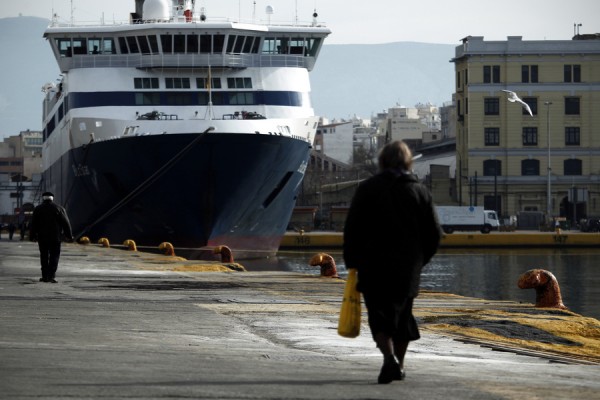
[43,132,309,257]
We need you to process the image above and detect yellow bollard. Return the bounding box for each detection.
[159,242,176,256]
[98,238,110,248]
[123,239,137,251]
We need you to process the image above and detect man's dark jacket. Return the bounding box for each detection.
[343,170,441,298]
[30,200,73,243]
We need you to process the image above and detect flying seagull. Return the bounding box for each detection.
[502,90,533,117]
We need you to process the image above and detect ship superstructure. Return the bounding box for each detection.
[40,0,330,256]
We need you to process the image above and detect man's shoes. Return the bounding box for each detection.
[49,279,58,283]
[39,277,48,282]
[378,356,403,384]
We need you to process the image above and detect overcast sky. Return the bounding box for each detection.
[0,0,598,44]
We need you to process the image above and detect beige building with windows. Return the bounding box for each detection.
[451,35,600,224]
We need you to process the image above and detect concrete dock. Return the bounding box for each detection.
[1,240,599,399]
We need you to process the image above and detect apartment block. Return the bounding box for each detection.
[451,35,600,222]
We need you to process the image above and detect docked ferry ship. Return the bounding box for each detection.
[41,0,330,256]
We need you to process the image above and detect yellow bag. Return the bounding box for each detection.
[338,268,361,338]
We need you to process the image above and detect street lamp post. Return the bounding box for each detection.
[545,101,553,221]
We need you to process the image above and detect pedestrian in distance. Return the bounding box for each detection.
[30,192,74,283]
[343,140,442,384]
[19,221,27,241]
[8,222,16,240]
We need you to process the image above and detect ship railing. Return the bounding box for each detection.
[48,16,325,29]
[63,53,314,70]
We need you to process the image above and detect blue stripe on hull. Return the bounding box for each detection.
[44,133,309,254]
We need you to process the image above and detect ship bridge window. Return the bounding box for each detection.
[102,38,116,54]
[289,38,306,55]
[199,34,212,53]
[306,38,322,56]
[196,77,222,89]
[118,37,129,54]
[72,38,87,55]
[166,77,191,89]
[88,38,101,54]
[126,37,140,53]
[262,37,276,54]
[134,77,159,89]
[227,77,252,89]
[187,34,199,53]
[148,36,159,53]
[137,36,151,54]
[244,37,258,53]
[262,37,292,54]
[200,35,225,54]
[226,35,241,54]
[213,34,225,53]
[160,35,172,53]
[174,34,186,53]
[56,38,73,57]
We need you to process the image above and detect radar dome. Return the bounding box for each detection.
[143,0,170,21]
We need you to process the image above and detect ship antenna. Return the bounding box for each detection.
[70,0,74,25]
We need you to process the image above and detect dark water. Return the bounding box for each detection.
[244,248,600,320]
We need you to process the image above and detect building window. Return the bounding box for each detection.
[483,65,500,83]
[564,159,582,176]
[484,127,500,146]
[565,127,580,145]
[484,195,501,214]
[522,127,538,146]
[165,77,191,89]
[522,97,537,115]
[521,65,538,83]
[564,65,581,82]
[483,159,501,176]
[484,97,500,115]
[565,97,580,115]
[134,77,159,89]
[521,159,540,176]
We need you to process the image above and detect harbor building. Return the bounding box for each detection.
[0,131,43,221]
[451,34,600,224]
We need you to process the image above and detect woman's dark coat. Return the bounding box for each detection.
[343,170,441,298]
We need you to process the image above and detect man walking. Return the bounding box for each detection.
[30,192,74,283]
